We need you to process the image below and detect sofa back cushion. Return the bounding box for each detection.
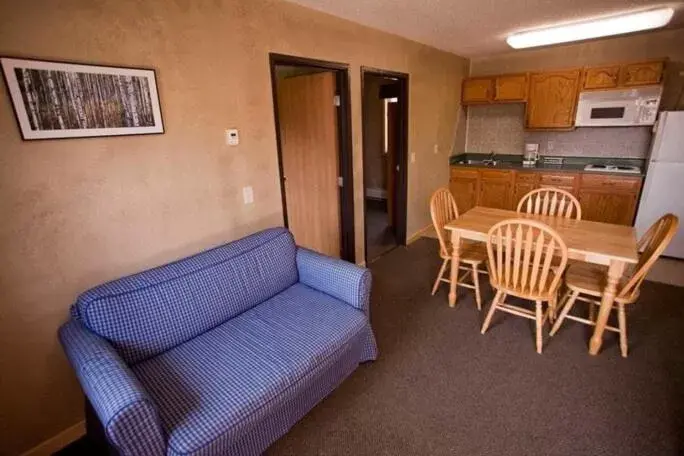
[71,227,298,364]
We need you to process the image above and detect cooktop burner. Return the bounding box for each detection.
[583,164,641,174]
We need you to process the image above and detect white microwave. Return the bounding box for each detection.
[575,86,662,127]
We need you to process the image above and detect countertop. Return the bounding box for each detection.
[449,154,646,177]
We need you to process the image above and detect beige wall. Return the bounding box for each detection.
[0,0,468,453]
[465,28,684,157]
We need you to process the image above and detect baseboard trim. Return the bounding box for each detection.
[406,224,432,245]
[21,420,85,456]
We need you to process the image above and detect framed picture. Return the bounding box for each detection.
[1,56,164,140]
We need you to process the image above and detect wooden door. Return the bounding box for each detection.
[494,74,528,102]
[583,66,620,90]
[619,61,664,87]
[449,168,479,213]
[526,70,581,129]
[278,71,340,257]
[479,170,513,209]
[462,77,493,104]
[386,100,398,228]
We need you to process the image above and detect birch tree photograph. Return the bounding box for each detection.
[1,57,164,139]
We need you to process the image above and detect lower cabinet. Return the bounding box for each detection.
[577,191,639,225]
[479,170,513,210]
[449,168,479,214]
[449,166,642,225]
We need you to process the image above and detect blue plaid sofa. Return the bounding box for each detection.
[59,227,377,456]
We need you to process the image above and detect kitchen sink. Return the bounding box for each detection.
[463,159,498,167]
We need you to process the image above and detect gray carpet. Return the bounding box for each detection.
[268,238,684,456]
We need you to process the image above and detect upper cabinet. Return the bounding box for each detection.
[582,65,620,90]
[462,77,493,104]
[582,60,664,90]
[525,70,581,129]
[462,74,528,105]
[619,61,664,87]
[461,59,666,130]
[494,74,528,102]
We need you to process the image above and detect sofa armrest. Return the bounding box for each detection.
[59,320,166,456]
[296,248,372,314]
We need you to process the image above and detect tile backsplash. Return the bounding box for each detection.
[465,104,653,158]
[465,104,525,155]
[524,127,652,158]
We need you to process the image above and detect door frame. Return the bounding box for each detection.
[360,66,409,264]
[269,53,355,262]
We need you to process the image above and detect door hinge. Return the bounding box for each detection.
[334,95,341,107]
[338,176,344,187]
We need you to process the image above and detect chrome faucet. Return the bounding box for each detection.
[483,150,497,166]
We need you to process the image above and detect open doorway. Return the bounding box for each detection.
[361,68,409,264]
[269,54,355,262]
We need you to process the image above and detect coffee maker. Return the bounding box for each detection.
[523,143,539,167]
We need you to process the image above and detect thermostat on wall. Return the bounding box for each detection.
[226,129,239,146]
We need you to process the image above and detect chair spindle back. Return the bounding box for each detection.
[517,187,582,220]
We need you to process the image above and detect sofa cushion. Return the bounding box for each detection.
[132,283,367,456]
[72,227,298,364]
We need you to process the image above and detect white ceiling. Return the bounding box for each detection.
[285,0,683,56]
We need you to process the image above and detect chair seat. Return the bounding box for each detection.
[565,262,634,304]
[442,240,487,265]
[132,283,367,456]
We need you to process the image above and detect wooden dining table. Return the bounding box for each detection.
[445,206,639,355]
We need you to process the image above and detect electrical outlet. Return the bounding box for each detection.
[433,144,439,154]
[547,140,555,152]
[242,186,254,204]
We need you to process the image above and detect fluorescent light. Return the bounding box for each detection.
[506,8,675,49]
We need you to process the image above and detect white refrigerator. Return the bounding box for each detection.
[635,111,684,259]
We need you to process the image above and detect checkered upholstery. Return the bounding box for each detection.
[296,247,372,314]
[58,320,166,456]
[133,283,371,455]
[59,227,378,455]
[71,227,298,364]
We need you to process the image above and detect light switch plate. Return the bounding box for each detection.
[411,152,416,164]
[226,129,239,146]
[242,186,253,204]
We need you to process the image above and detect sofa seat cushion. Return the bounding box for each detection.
[131,283,367,456]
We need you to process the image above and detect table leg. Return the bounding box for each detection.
[448,231,461,308]
[589,260,626,356]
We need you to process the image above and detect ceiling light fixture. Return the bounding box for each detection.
[506,7,675,49]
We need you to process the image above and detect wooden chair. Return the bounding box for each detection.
[429,188,487,309]
[550,214,679,357]
[517,187,582,220]
[481,219,569,353]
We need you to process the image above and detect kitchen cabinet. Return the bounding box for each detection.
[449,166,642,225]
[526,70,581,129]
[582,65,620,90]
[494,74,528,102]
[578,174,641,225]
[479,170,513,210]
[538,172,579,195]
[512,172,539,209]
[462,78,493,104]
[449,168,479,213]
[619,61,664,87]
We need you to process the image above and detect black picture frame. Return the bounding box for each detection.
[1,56,165,140]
